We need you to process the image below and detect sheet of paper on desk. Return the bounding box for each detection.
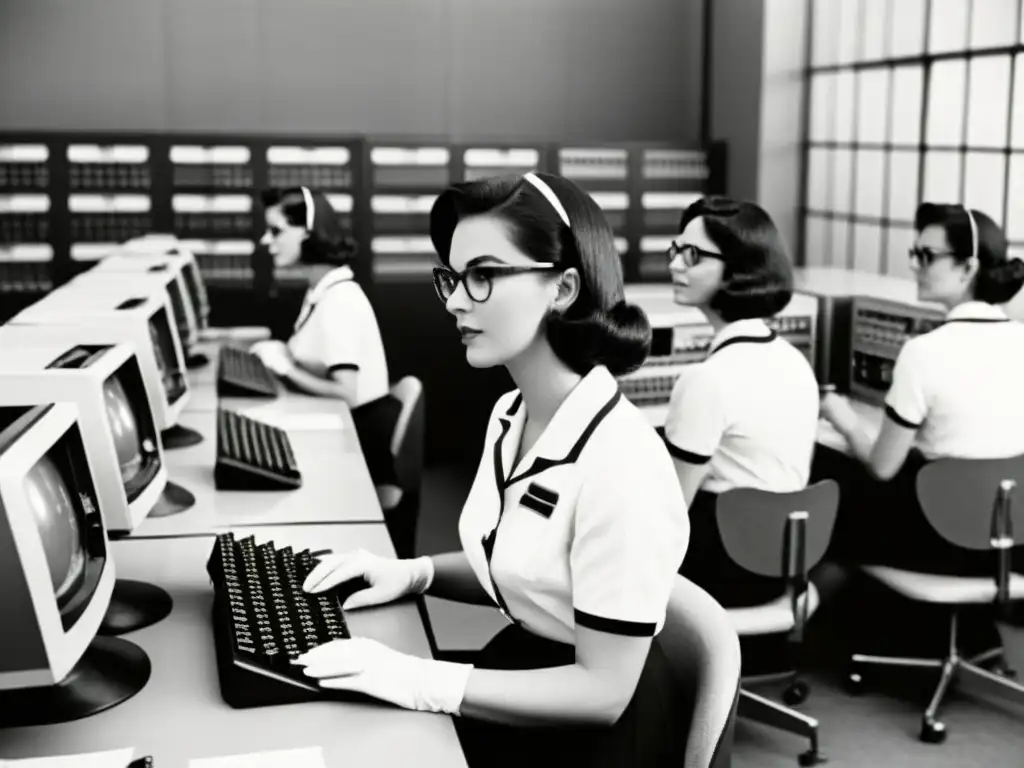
[239,408,346,432]
[189,746,326,768]
[2,748,135,767]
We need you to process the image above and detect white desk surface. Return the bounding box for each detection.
[137,411,383,537]
[186,383,351,423]
[0,526,467,768]
[639,397,885,457]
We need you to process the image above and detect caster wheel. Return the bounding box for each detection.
[843,670,865,695]
[919,717,946,744]
[992,661,1018,680]
[784,680,810,706]
[798,749,827,766]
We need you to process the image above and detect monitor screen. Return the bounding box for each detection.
[165,278,191,343]
[103,375,144,487]
[181,262,209,327]
[148,309,186,405]
[24,454,86,604]
[103,362,161,502]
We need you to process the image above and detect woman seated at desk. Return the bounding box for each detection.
[296,172,690,767]
[660,196,820,608]
[252,186,396,487]
[252,186,389,408]
[818,203,1024,574]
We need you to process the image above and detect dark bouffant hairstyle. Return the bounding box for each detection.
[260,187,356,265]
[429,172,651,376]
[915,203,1024,305]
[677,196,794,321]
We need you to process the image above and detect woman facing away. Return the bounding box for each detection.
[294,172,691,767]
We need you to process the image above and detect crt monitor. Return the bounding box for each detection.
[70,264,199,353]
[0,333,179,634]
[0,329,172,532]
[119,235,211,331]
[0,402,151,727]
[8,288,200,450]
[847,295,945,406]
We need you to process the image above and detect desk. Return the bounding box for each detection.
[638,398,886,457]
[0,526,467,768]
[138,411,384,538]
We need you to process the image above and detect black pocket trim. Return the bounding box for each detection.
[526,482,559,504]
[520,492,555,518]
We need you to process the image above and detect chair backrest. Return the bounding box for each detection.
[715,480,840,578]
[388,376,425,494]
[659,575,742,768]
[916,454,1024,551]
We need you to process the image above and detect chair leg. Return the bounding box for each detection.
[738,689,824,766]
[920,656,959,742]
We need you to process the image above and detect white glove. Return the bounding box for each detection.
[251,340,293,376]
[302,549,434,610]
[293,637,472,715]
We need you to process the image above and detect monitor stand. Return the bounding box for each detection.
[149,480,195,517]
[99,579,173,635]
[0,636,150,727]
[187,351,210,369]
[161,423,204,449]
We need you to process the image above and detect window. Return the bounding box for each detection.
[802,0,1024,273]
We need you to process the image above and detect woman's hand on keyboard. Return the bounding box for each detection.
[251,340,293,375]
[302,549,434,610]
[293,637,471,715]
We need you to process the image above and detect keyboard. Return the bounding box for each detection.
[215,408,302,490]
[217,346,279,398]
[206,533,352,708]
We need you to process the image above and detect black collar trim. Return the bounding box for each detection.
[708,330,778,358]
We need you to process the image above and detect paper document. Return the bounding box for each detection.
[189,746,326,768]
[239,408,347,432]
[2,748,135,767]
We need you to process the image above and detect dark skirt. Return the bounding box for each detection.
[679,490,788,608]
[453,625,688,768]
[810,446,1023,575]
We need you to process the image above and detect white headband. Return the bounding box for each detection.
[300,186,315,231]
[523,172,570,228]
[964,206,978,262]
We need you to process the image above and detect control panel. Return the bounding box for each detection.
[848,296,944,405]
[617,285,819,409]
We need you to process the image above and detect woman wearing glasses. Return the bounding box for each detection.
[251,186,389,409]
[296,173,691,767]
[661,196,820,607]
[818,203,1024,574]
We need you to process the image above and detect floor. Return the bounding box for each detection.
[416,464,1024,768]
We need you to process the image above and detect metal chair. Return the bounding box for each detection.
[845,455,1024,744]
[375,376,425,559]
[716,480,840,766]
[659,575,742,768]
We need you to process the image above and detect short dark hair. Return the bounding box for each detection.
[914,203,1024,305]
[677,196,793,321]
[260,187,356,265]
[429,172,651,376]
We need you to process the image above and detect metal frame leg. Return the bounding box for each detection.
[739,689,822,764]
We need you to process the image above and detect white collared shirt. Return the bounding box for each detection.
[286,266,389,407]
[459,366,689,644]
[885,301,1024,460]
[663,318,820,495]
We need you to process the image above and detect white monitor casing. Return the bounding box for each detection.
[0,402,116,689]
[0,333,168,532]
[9,289,190,430]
